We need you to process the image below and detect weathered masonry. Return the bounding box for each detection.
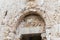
[0,0,60,40]
[16,11,46,40]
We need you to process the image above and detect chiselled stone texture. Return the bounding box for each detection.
[0,0,60,40]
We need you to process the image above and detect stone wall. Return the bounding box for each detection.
[0,0,60,40]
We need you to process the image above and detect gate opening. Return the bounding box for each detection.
[20,33,42,40]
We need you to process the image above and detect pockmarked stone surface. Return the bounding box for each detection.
[0,0,60,40]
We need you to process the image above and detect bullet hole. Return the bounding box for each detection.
[44,11,46,13]
[43,37,46,40]
[47,27,51,29]
[49,33,51,35]
[13,31,16,34]
[1,22,5,25]
[55,10,59,13]
[55,10,57,12]
[33,24,35,26]
[23,19,26,22]
[5,11,8,16]
[39,24,41,26]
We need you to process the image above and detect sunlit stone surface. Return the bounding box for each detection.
[0,0,60,40]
